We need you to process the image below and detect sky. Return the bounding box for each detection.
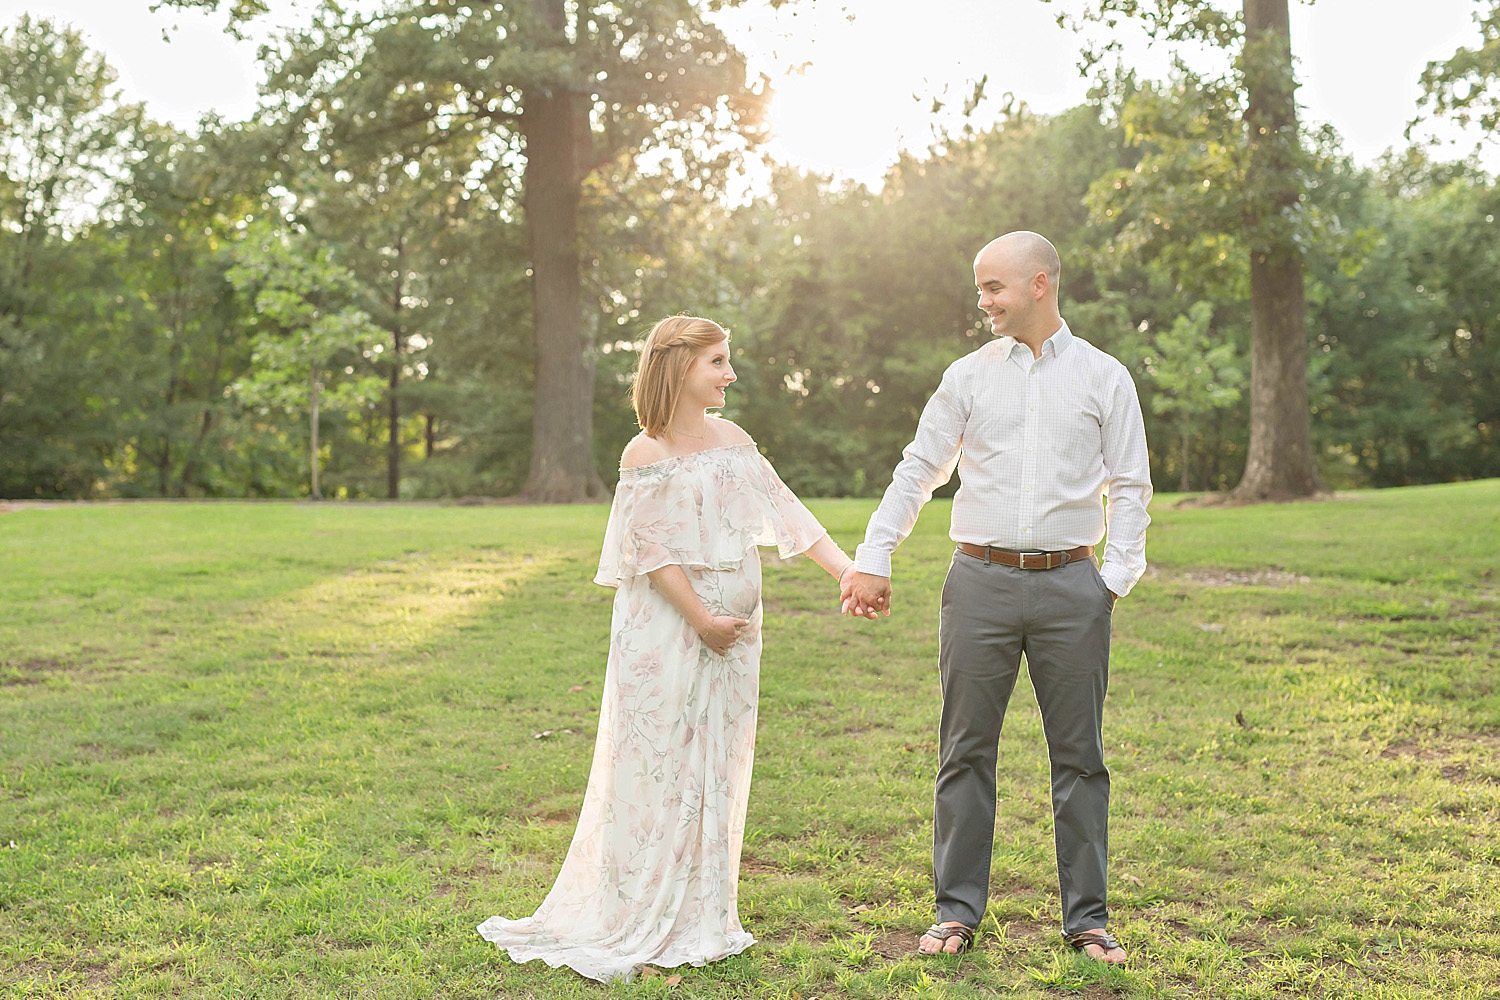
[3,0,1493,186]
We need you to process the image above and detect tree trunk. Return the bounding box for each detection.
[180,328,228,496]
[1179,432,1190,493]
[388,242,404,500]
[310,366,322,500]
[159,330,182,496]
[518,0,605,503]
[1232,0,1325,501]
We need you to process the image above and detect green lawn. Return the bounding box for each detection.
[2,482,1498,999]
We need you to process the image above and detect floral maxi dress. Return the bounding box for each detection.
[477,443,828,983]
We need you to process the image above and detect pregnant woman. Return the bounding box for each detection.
[478,315,860,982]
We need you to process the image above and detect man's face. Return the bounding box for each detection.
[973,249,1037,338]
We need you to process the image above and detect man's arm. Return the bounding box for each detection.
[1097,365,1153,599]
[844,367,968,616]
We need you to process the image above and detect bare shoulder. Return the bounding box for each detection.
[708,417,754,447]
[620,433,669,469]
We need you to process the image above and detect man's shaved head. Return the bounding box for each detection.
[975,231,1061,295]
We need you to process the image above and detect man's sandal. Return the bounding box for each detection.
[919,922,975,955]
[1062,928,1125,963]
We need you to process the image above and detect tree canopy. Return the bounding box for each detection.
[0,4,1495,500]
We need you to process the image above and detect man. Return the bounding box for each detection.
[841,231,1151,965]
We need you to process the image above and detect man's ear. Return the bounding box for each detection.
[1032,271,1049,301]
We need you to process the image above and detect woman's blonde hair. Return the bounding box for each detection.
[631,315,730,438]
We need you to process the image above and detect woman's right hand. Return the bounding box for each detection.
[697,614,750,655]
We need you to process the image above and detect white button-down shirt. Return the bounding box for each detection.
[855,321,1153,597]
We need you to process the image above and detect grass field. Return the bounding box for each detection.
[2,481,1498,999]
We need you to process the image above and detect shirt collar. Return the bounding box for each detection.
[997,321,1073,361]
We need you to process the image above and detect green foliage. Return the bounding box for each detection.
[0,16,144,498]
[1418,0,1500,136]
[1,3,1498,499]
[109,124,263,498]
[227,224,386,416]
[204,0,778,499]
[227,222,388,496]
[1142,302,1244,491]
[1395,160,1500,480]
[1046,0,1241,69]
[1299,152,1480,488]
[707,104,1137,498]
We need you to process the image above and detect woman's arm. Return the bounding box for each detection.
[645,564,748,655]
[803,533,858,589]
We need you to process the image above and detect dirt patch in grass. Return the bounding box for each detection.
[533,807,578,827]
[1379,731,1500,761]
[314,936,376,955]
[1379,733,1500,786]
[1171,491,1351,509]
[1,657,66,685]
[7,959,116,988]
[740,855,785,876]
[1176,568,1313,588]
[870,927,916,959]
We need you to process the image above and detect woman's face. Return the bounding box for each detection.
[680,337,736,412]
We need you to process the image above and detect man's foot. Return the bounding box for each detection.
[1063,928,1126,965]
[918,921,974,955]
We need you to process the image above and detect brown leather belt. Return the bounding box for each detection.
[955,542,1094,570]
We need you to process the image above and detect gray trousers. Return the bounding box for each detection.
[933,550,1114,934]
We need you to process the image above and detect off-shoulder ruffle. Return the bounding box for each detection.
[594,443,825,587]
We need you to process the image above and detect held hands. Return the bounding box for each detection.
[840,569,892,619]
[697,614,750,655]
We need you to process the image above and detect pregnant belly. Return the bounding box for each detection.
[689,561,762,621]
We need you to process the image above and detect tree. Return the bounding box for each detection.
[290,155,453,499]
[1049,0,1327,499]
[0,16,144,497]
[156,0,775,501]
[118,122,264,497]
[712,103,1139,497]
[1141,302,1244,492]
[1418,0,1500,138]
[1398,160,1500,482]
[227,224,387,498]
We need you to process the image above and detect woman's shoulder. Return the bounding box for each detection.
[619,420,754,471]
[707,416,754,447]
[620,433,671,469]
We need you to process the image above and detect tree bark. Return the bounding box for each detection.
[388,241,405,500]
[1232,0,1325,501]
[310,366,322,500]
[518,0,605,503]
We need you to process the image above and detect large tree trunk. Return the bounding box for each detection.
[518,0,605,503]
[1232,0,1325,501]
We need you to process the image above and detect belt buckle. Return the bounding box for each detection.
[1017,550,1049,570]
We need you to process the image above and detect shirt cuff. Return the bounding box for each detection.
[1098,563,1137,599]
[854,543,892,578]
